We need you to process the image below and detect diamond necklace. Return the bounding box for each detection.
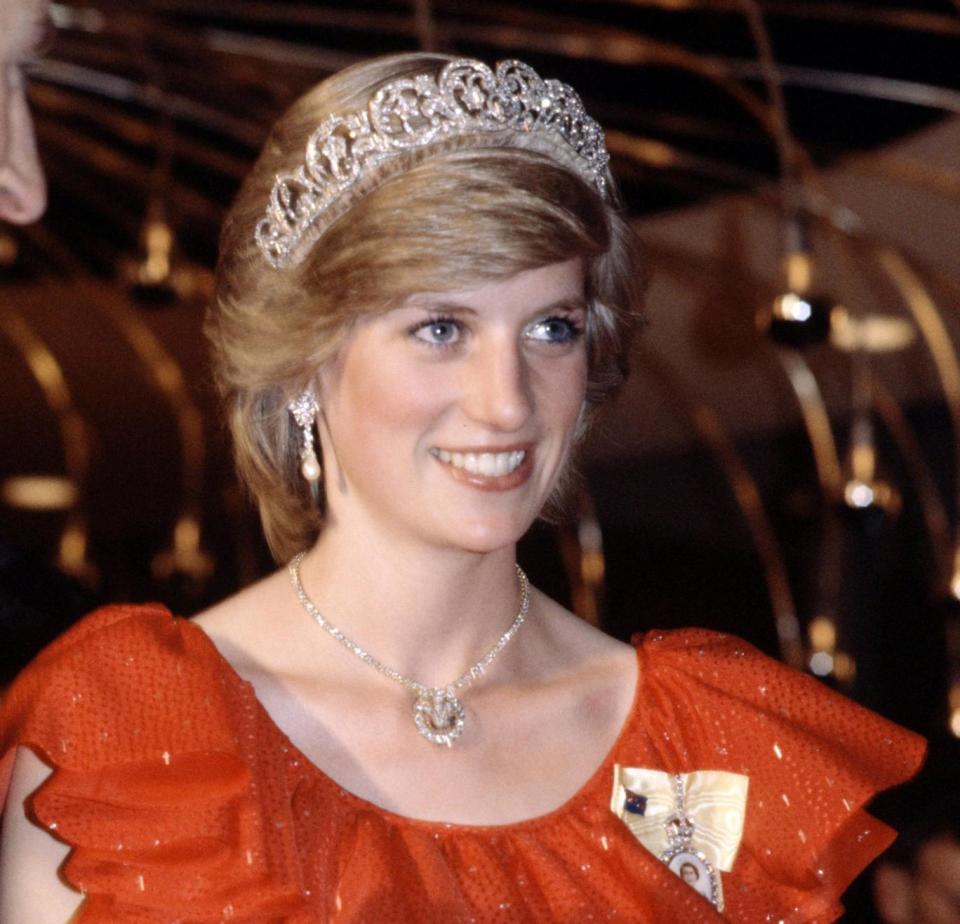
[288,552,530,747]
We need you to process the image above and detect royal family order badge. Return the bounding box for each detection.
[610,766,750,911]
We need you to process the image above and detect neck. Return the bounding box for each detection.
[293,523,527,688]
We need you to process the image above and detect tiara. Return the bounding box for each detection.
[255,58,610,269]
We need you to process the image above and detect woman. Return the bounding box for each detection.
[0,53,924,922]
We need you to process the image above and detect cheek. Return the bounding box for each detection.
[335,350,450,449]
[540,354,588,431]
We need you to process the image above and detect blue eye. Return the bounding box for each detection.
[527,316,583,344]
[412,317,462,346]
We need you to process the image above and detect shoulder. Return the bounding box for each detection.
[629,624,926,832]
[17,601,174,660]
[0,601,309,921]
[632,624,763,658]
[190,566,293,681]
[631,626,905,740]
[615,627,926,921]
[0,603,236,771]
[4,601,218,696]
[6,602,193,685]
[2,602,177,721]
[634,624,820,706]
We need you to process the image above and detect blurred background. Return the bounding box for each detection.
[2,2,959,914]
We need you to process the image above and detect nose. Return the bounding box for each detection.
[0,71,47,225]
[461,337,533,432]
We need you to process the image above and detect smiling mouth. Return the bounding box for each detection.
[430,448,527,477]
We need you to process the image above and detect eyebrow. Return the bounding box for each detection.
[407,296,589,316]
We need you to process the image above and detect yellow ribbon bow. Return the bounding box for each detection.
[610,765,749,910]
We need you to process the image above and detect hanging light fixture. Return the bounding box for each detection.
[122,200,179,304]
[151,510,214,597]
[839,415,900,528]
[0,233,19,266]
[829,309,916,355]
[806,613,856,686]
[761,220,835,348]
[1,474,77,511]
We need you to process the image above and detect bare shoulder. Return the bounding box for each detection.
[0,748,84,923]
[192,566,288,636]
[191,567,296,678]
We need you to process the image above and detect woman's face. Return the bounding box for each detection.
[317,257,588,554]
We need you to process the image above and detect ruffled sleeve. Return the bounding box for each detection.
[0,605,310,923]
[631,628,926,924]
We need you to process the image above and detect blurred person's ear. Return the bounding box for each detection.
[873,862,914,924]
[0,65,46,224]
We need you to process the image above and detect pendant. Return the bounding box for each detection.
[414,688,466,747]
[661,837,724,911]
[659,775,724,911]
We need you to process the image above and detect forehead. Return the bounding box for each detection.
[0,0,48,59]
[403,259,586,312]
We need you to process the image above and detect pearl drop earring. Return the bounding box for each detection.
[288,388,322,484]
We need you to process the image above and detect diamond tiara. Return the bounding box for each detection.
[255,58,611,269]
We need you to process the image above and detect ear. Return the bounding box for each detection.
[0,67,47,224]
[872,862,914,924]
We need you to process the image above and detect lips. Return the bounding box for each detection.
[430,445,534,490]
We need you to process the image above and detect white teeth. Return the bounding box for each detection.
[478,453,497,477]
[432,448,526,476]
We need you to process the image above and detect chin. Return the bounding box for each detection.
[440,512,535,555]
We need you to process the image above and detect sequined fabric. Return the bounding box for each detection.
[0,607,924,923]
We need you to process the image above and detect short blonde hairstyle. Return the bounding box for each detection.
[209,53,644,562]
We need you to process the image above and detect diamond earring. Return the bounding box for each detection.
[288,388,322,484]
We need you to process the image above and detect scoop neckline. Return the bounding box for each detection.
[183,613,645,833]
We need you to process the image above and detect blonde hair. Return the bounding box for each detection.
[209,53,644,562]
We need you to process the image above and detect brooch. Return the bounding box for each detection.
[610,766,749,911]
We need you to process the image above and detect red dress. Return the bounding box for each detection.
[0,605,924,922]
